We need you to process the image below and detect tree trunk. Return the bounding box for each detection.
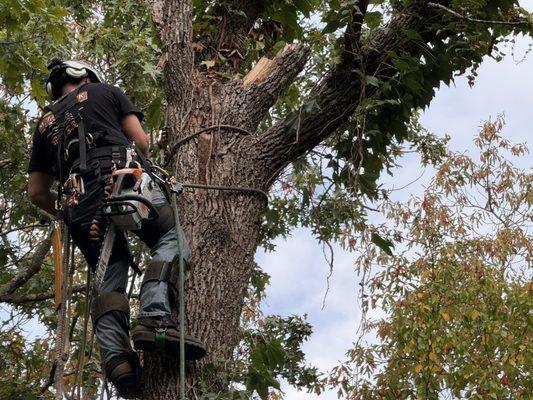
[141,72,278,399]
[139,0,454,398]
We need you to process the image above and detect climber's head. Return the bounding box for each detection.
[46,58,104,100]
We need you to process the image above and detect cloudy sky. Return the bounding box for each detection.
[257,5,533,399]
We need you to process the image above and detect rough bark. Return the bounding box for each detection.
[141,40,309,398]
[198,1,266,67]
[141,1,454,399]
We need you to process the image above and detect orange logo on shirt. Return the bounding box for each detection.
[38,112,56,134]
[77,91,88,102]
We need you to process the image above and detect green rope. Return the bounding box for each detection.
[181,182,269,204]
[170,190,186,400]
[155,329,166,352]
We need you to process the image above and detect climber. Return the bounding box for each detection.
[27,58,205,398]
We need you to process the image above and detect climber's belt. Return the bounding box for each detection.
[141,260,178,290]
[70,146,128,175]
[91,291,130,326]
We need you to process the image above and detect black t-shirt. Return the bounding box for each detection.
[28,82,143,178]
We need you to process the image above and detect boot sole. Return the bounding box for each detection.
[114,373,140,399]
[132,330,206,360]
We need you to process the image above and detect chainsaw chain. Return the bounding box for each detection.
[89,175,113,246]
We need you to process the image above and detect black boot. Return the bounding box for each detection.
[132,317,206,360]
[105,352,141,399]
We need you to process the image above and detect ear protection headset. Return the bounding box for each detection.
[46,58,104,100]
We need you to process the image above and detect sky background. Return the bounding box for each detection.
[257,7,533,399]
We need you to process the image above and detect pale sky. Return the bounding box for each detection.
[258,10,533,399]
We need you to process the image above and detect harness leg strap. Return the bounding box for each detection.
[141,260,178,291]
[78,118,87,173]
[91,291,130,327]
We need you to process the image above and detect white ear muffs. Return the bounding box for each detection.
[46,81,53,96]
[65,66,88,79]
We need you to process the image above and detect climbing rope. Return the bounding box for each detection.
[162,175,268,400]
[53,223,72,399]
[163,124,254,168]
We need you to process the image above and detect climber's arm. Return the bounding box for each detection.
[121,114,149,157]
[28,171,57,216]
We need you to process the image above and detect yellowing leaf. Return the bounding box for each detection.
[414,364,423,373]
[470,310,480,320]
[429,352,438,362]
[430,364,441,373]
[440,310,451,321]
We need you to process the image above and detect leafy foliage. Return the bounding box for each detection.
[328,118,532,399]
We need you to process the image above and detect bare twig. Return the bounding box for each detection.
[387,170,426,192]
[428,2,531,26]
[0,223,48,236]
[321,240,335,310]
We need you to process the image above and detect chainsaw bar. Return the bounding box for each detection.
[91,223,117,297]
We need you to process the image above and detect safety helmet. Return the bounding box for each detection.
[46,58,104,100]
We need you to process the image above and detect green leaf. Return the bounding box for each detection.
[392,58,410,74]
[404,29,423,41]
[264,339,285,369]
[364,11,382,29]
[371,232,394,255]
[145,94,163,129]
[30,79,48,107]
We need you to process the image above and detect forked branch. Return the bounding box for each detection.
[251,1,451,185]
[0,236,52,301]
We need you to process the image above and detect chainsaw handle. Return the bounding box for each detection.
[103,194,159,221]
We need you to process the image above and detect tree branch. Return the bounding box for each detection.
[0,223,48,236]
[251,1,449,186]
[344,0,370,62]
[0,284,85,304]
[428,2,532,26]
[0,235,52,299]
[240,43,310,129]
[149,0,194,109]
[200,1,266,68]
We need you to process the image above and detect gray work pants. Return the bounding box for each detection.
[94,187,189,365]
